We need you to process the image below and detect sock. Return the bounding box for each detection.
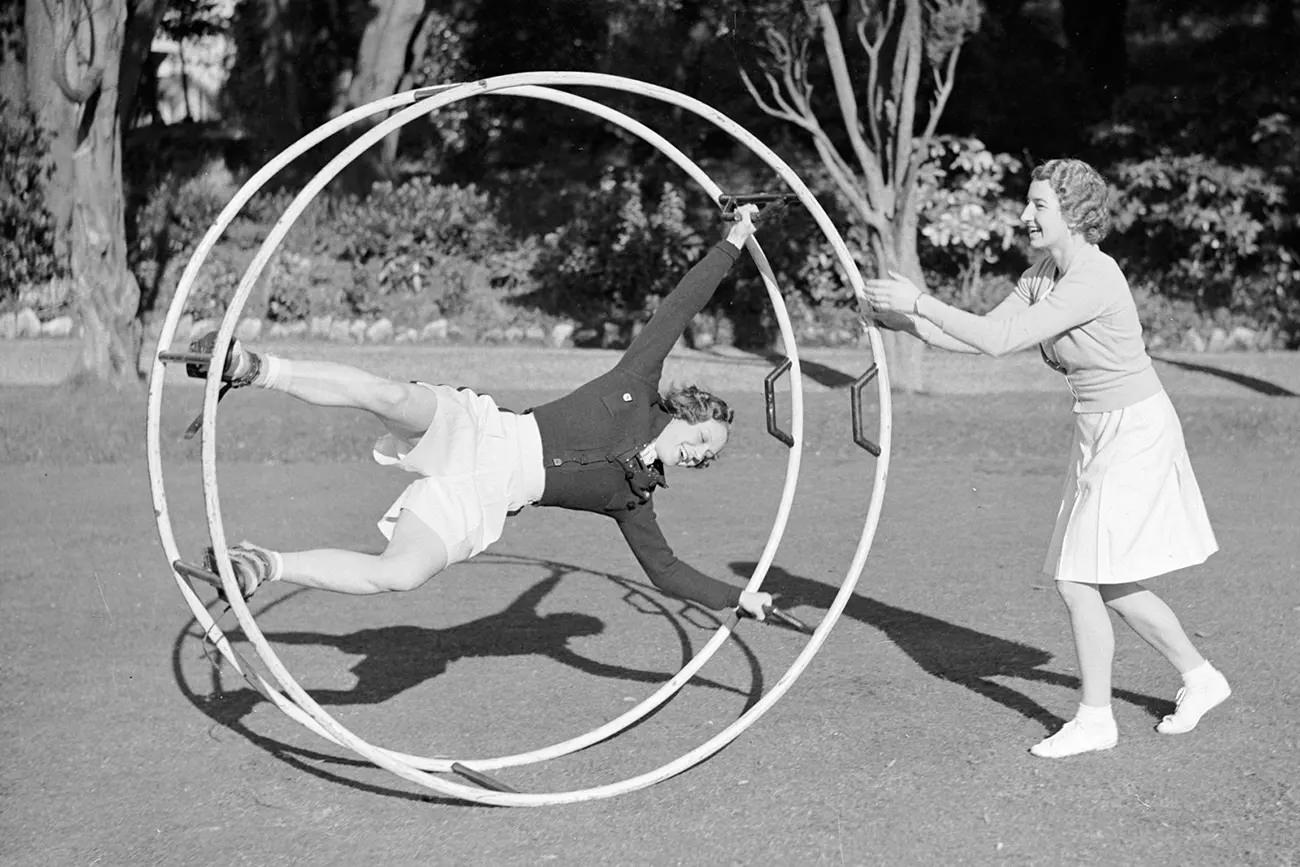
[1076,703,1114,727]
[264,549,284,582]
[1180,660,1216,685]
[253,354,287,390]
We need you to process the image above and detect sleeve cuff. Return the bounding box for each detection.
[915,293,946,329]
[715,240,741,261]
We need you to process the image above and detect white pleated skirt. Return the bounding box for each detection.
[371,385,545,566]
[1044,390,1217,584]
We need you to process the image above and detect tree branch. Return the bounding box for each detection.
[890,1,923,199]
[51,0,105,104]
[812,2,888,208]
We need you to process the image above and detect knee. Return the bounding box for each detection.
[366,379,423,418]
[1056,579,1103,611]
[372,549,446,593]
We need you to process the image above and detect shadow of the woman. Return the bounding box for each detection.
[733,562,1170,731]
[172,552,768,800]
[186,554,756,730]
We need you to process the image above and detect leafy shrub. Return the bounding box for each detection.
[1129,282,1208,348]
[253,179,537,326]
[527,169,706,341]
[145,175,539,329]
[0,99,64,309]
[133,161,238,316]
[915,136,1026,312]
[1108,153,1297,336]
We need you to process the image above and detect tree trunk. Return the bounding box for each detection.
[118,0,166,129]
[25,0,74,265]
[0,2,25,108]
[29,0,141,386]
[887,233,927,395]
[347,0,426,174]
[868,219,926,394]
[255,0,305,152]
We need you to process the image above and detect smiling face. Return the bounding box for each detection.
[1020,179,1074,254]
[653,418,730,468]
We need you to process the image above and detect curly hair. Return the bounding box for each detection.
[1030,158,1112,244]
[661,384,734,426]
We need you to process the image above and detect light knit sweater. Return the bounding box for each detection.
[915,245,1163,413]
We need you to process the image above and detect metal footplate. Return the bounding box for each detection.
[173,559,222,591]
[451,762,519,793]
[157,347,235,440]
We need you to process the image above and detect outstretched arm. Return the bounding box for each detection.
[616,505,770,617]
[617,207,759,377]
[862,271,1102,357]
[866,289,1030,353]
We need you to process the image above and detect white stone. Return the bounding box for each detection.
[0,311,16,339]
[309,315,333,338]
[549,322,575,347]
[602,321,622,348]
[328,320,352,342]
[40,316,75,338]
[1228,326,1256,351]
[420,319,449,341]
[1184,329,1207,352]
[14,307,41,338]
[1206,326,1228,353]
[365,318,394,343]
[348,319,368,342]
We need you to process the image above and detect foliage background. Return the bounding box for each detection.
[3,0,1297,349]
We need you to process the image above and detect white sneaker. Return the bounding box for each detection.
[1029,718,1118,758]
[1156,669,1231,734]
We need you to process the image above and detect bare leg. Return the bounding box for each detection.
[1056,580,1115,707]
[277,509,450,595]
[259,356,440,440]
[1029,579,1119,757]
[1101,582,1230,733]
[1100,582,1204,674]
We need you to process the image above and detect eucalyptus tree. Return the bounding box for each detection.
[21,0,164,385]
[725,0,981,390]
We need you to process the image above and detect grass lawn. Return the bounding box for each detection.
[2,342,1297,864]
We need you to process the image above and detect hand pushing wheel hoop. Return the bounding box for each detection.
[145,72,893,805]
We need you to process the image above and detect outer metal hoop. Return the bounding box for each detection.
[148,82,807,776]
[147,72,892,805]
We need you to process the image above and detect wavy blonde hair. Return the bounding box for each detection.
[1031,158,1112,244]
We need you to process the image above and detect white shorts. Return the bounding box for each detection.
[1044,390,1218,584]
[372,384,545,566]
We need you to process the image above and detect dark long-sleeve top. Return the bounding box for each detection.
[528,241,743,611]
